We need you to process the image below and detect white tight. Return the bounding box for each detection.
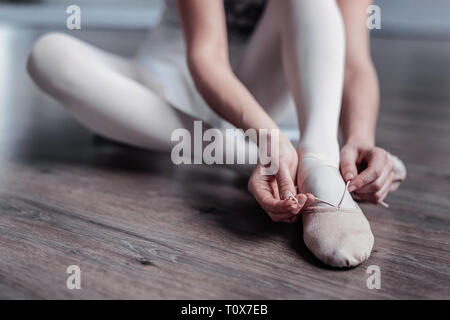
[27,32,196,152]
[27,0,345,166]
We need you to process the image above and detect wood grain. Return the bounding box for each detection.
[0,28,449,299]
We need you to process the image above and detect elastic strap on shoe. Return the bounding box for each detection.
[298,152,389,209]
[297,152,339,187]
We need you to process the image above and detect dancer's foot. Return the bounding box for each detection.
[297,151,374,268]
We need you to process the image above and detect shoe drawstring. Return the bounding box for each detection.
[314,181,349,209]
[314,181,389,209]
[294,152,390,209]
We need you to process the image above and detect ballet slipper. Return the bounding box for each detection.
[298,153,374,268]
[388,152,407,192]
[302,206,374,268]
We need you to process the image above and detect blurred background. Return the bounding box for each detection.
[0,0,449,300]
[1,0,450,36]
[1,0,449,141]
[0,0,449,162]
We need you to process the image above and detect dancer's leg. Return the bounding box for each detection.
[27,33,257,168]
[27,32,198,152]
[235,3,293,124]
[271,0,373,267]
[273,0,353,203]
[278,0,344,163]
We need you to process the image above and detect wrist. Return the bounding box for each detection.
[256,127,290,149]
[344,134,375,148]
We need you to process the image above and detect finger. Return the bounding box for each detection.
[355,161,393,194]
[248,167,300,220]
[348,150,387,192]
[261,196,297,215]
[249,179,290,214]
[304,193,316,208]
[275,163,297,202]
[354,171,393,204]
[376,171,394,203]
[280,193,305,216]
[340,147,359,181]
[286,199,302,215]
[294,193,307,206]
[294,193,315,209]
[248,170,300,215]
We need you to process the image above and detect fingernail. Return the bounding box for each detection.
[348,185,356,192]
[345,173,354,181]
[291,205,297,210]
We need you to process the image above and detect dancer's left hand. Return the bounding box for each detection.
[340,144,398,204]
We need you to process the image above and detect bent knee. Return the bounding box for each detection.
[28,32,73,75]
[27,32,83,93]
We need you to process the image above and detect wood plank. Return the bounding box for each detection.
[0,28,448,299]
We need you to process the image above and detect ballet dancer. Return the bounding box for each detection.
[27,0,406,267]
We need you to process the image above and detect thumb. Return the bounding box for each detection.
[275,163,296,200]
[340,147,359,182]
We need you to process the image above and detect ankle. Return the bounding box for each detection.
[300,165,358,209]
[297,144,340,165]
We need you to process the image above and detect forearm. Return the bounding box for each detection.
[337,0,378,147]
[177,0,288,145]
[188,56,287,143]
[340,62,379,147]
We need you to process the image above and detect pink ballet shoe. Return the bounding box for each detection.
[388,152,407,192]
[298,153,374,268]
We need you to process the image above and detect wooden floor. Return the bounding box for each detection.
[0,27,449,299]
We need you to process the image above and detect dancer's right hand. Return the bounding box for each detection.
[248,164,315,223]
[247,138,315,223]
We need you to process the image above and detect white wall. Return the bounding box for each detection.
[1,0,450,38]
[374,0,450,37]
[0,0,163,29]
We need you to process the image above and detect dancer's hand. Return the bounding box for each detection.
[340,144,401,204]
[248,138,315,223]
[248,164,315,223]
